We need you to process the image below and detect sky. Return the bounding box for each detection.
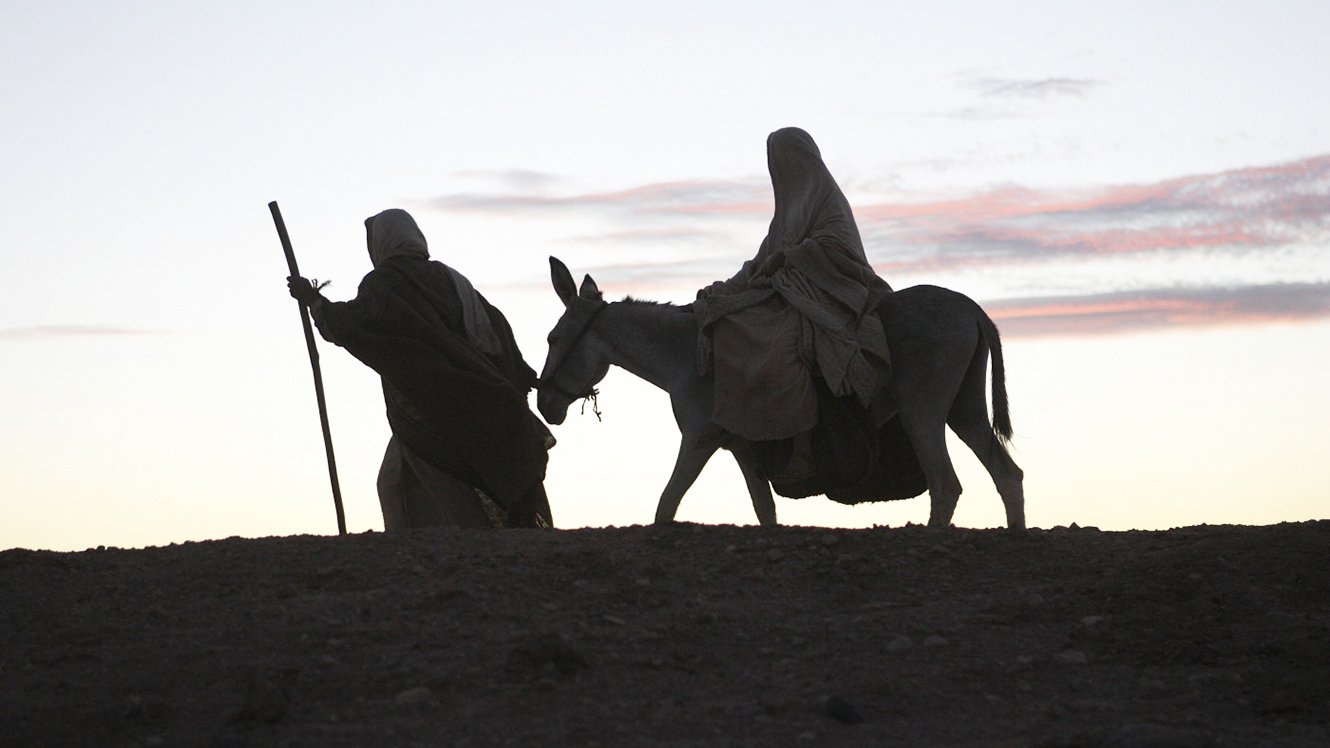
[2,1,1326,552]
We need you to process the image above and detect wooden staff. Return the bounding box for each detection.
[268,201,347,536]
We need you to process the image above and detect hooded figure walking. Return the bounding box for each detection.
[288,209,554,529]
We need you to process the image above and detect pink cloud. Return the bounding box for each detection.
[856,155,1330,269]
[438,154,1330,339]
[987,283,1330,338]
[433,156,1329,270]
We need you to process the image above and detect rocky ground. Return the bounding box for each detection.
[2,520,1328,747]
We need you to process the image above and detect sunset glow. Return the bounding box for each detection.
[2,1,1325,551]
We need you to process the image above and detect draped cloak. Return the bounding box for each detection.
[695,128,894,443]
[310,209,548,508]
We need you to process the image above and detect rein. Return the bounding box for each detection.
[538,301,609,418]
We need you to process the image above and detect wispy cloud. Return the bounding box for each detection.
[433,154,1330,337]
[988,282,1330,338]
[966,77,1104,100]
[451,169,562,192]
[857,155,1330,268]
[563,227,729,245]
[430,179,768,217]
[0,325,169,342]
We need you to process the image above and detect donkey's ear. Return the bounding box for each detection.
[578,274,602,301]
[550,256,577,307]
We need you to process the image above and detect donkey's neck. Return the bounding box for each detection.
[599,301,697,393]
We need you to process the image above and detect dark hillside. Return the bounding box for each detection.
[2,521,1327,746]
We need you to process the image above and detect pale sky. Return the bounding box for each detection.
[2,1,1326,551]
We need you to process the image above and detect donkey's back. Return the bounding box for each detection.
[666,283,1022,528]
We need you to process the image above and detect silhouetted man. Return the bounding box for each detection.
[288,209,552,529]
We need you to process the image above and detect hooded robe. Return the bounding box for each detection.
[695,128,893,444]
[309,209,549,521]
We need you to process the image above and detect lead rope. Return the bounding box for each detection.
[580,389,603,421]
[540,301,609,422]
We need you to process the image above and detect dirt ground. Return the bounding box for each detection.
[2,520,1327,747]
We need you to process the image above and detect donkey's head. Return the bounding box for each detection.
[538,257,612,425]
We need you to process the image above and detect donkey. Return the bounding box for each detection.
[537,257,1025,530]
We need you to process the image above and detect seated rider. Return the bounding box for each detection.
[694,127,893,483]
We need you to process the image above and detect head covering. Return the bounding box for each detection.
[365,209,430,267]
[364,207,503,356]
[764,127,867,263]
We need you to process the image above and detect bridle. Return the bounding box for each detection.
[538,300,609,409]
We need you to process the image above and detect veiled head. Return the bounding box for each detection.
[364,209,430,267]
[763,127,865,261]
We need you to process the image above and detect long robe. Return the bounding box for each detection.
[310,209,549,518]
[695,128,893,442]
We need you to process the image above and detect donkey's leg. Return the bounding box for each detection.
[948,353,1026,530]
[948,417,1025,530]
[733,451,777,526]
[950,417,1025,530]
[654,438,720,524]
[901,412,964,528]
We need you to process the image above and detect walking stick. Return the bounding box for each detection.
[268,201,347,536]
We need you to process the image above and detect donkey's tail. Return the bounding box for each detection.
[978,310,1013,444]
